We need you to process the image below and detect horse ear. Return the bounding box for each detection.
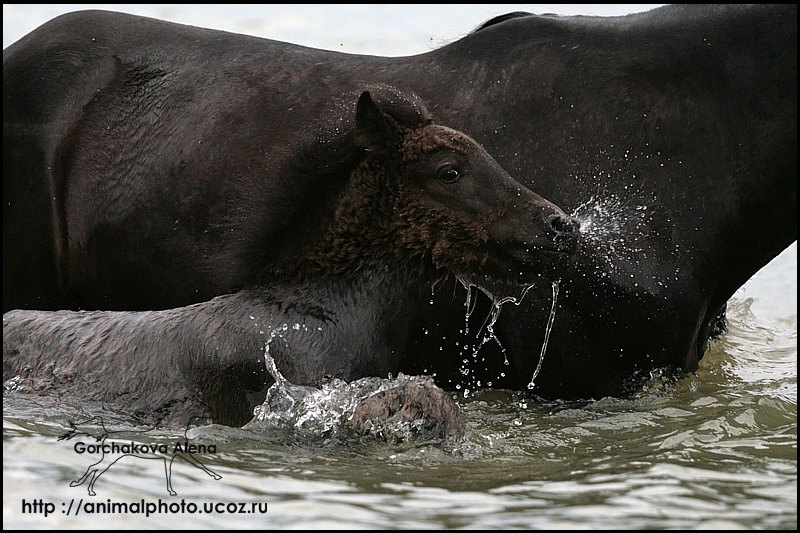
[355,91,398,150]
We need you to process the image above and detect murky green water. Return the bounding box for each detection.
[3,5,796,529]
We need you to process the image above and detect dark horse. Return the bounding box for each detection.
[3,89,578,426]
[3,5,796,399]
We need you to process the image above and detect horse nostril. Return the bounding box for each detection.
[545,213,579,235]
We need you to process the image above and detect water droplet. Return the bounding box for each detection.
[527,280,560,390]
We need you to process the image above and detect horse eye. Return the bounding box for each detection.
[437,165,463,184]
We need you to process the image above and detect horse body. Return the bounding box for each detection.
[3,5,796,399]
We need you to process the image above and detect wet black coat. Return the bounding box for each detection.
[3,5,796,398]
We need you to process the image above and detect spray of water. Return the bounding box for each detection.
[571,193,653,265]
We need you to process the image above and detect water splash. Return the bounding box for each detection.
[527,280,560,390]
[252,370,442,440]
[261,324,290,389]
[253,324,318,420]
[251,324,453,441]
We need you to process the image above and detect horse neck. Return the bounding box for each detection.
[303,260,421,312]
[288,156,401,276]
[245,259,424,345]
[262,151,424,323]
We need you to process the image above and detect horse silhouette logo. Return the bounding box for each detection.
[58,416,222,496]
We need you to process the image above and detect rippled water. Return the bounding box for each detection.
[3,5,796,530]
